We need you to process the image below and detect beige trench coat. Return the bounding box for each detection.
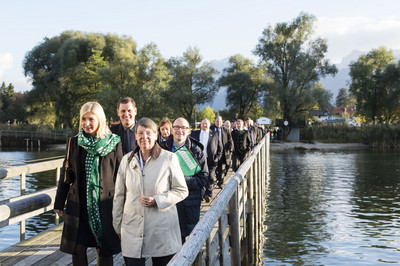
[112,145,188,258]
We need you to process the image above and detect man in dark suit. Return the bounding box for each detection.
[110,97,137,155]
[190,118,223,201]
[210,116,234,188]
[246,117,259,150]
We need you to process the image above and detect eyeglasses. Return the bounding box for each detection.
[173,125,189,131]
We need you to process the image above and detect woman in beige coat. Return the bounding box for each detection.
[113,118,188,266]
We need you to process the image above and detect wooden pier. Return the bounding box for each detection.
[0,134,270,265]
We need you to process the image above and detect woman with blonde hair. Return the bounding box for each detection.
[54,102,123,265]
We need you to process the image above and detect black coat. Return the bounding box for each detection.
[247,125,259,148]
[54,136,123,256]
[160,136,208,237]
[110,123,136,155]
[210,124,234,165]
[232,129,251,155]
[190,129,223,167]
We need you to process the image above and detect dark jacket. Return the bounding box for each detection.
[247,125,259,149]
[232,129,251,155]
[110,123,136,155]
[54,136,123,256]
[210,124,234,165]
[190,129,223,167]
[160,135,208,237]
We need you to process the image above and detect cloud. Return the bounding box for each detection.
[0,53,14,79]
[315,16,400,63]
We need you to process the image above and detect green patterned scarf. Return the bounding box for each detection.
[78,129,120,247]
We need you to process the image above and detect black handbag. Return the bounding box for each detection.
[63,137,75,185]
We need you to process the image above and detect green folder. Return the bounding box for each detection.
[174,146,202,177]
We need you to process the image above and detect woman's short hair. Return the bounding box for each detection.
[158,119,172,132]
[135,118,158,135]
[79,102,111,138]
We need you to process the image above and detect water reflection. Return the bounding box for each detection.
[0,145,65,251]
[263,149,400,265]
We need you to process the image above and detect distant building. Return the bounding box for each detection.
[309,106,356,124]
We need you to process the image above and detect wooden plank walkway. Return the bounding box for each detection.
[0,171,233,266]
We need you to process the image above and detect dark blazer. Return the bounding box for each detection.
[160,136,208,237]
[232,129,251,155]
[110,123,136,155]
[190,129,223,167]
[54,136,123,256]
[210,124,234,165]
[247,125,259,148]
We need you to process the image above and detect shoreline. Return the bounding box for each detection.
[270,141,369,151]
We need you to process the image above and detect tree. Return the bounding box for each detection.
[254,12,337,139]
[199,106,216,123]
[0,82,19,123]
[165,47,219,122]
[336,88,349,107]
[218,55,270,119]
[349,47,396,123]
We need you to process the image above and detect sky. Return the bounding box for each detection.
[1,0,400,92]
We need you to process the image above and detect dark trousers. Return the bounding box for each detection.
[232,151,248,172]
[215,158,230,186]
[124,254,174,266]
[204,163,217,197]
[72,243,113,266]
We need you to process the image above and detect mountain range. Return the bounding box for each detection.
[204,50,400,112]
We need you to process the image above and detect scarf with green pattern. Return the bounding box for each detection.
[78,129,120,246]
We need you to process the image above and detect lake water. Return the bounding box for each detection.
[263,148,400,265]
[0,144,65,251]
[1,145,400,265]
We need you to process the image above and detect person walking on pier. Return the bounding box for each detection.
[210,116,233,189]
[110,97,138,155]
[231,119,251,171]
[113,118,188,266]
[54,102,123,266]
[160,117,208,243]
[190,118,222,202]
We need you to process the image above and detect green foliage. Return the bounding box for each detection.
[199,106,215,122]
[23,31,174,127]
[349,47,398,123]
[254,12,337,139]
[0,82,26,124]
[165,47,219,122]
[218,55,269,119]
[301,124,400,148]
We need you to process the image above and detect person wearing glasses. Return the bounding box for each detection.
[113,118,188,266]
[160,117,208,243]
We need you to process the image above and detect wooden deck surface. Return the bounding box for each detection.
[0,171,232,266]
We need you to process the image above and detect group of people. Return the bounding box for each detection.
[54,97,266,266]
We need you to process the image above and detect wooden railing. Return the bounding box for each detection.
[169,133,270,265]
[0,133,270,265]
[0,158,63,240]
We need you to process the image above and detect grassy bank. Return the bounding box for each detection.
[300,124,400,148]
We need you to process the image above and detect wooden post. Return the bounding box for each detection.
[253,159,259,266]
[21,172,26,195]
[55,166,60,224]
[218,217,224,265]
[228,190,240,266]
[247,163,254,266]
[20,220,25,241]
